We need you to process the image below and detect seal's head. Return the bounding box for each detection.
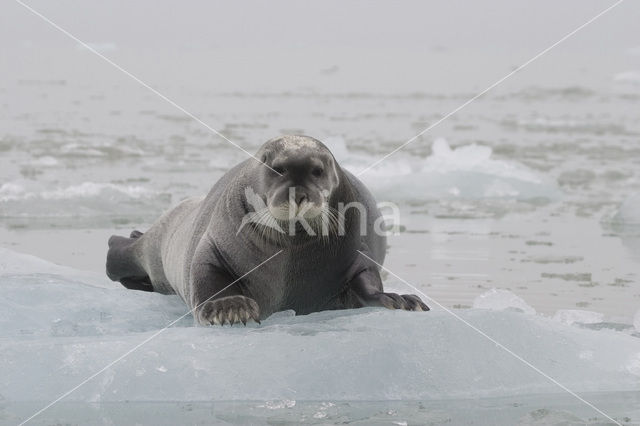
[252,135,340,232]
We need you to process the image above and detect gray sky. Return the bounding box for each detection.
[2,0,637,51]
[1,1,638,94]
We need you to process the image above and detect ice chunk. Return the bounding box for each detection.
[613,194,640,227]
[553,309,605,326]
[0,181,151,202]
[353,139,559,201]
[3,304,640,403]
[614,70,640,85]
[0,180,171,226]
[472,288,536,315]
[28,155,59,166]
[424,138,539,183]
[1,248,639,410]
[634,309,640,333]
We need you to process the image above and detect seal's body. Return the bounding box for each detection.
[107,135,428,325]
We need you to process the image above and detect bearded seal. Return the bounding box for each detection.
[106,135,429,325]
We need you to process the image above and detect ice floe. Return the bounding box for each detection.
[553,310,605,326]
[334,138,559,201]
[0,248,638,405]
[614,193,640,227]
[472,288,536,315]
[0,181,170,226]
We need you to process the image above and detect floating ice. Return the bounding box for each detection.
[1,248,638,409]
[553,309,605,326]
[614,70,640,85]
[0,181,171,226]
[472,288,536,315]
[635,310,640,333]
[45,182,150,200]
[500,116,628,135]
[0,182,25,202]
[342,138,559,201]
[613,194,640,227]
[26,156,59,167]
[0,181,149,203]
[425,138,541,183]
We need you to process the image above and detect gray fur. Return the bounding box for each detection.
[106,135,428,325]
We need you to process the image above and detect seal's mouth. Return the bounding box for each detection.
[240,185,341,239]
[268,200,323,221]
[261,201,342,238]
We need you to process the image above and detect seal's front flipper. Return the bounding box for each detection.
[196,295,261,326]
[364,291,429,311]
[188,239,262,326]
[189,262,261,326]
[344,266,430,312]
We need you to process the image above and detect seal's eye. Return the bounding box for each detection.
[273,166,285,175]
[311,167,324,177]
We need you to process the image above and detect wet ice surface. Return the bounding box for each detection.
[5,267,638,426]
[3,0,640,424]
[1,249,640,425]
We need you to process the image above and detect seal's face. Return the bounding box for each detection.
[254,135,340,233]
